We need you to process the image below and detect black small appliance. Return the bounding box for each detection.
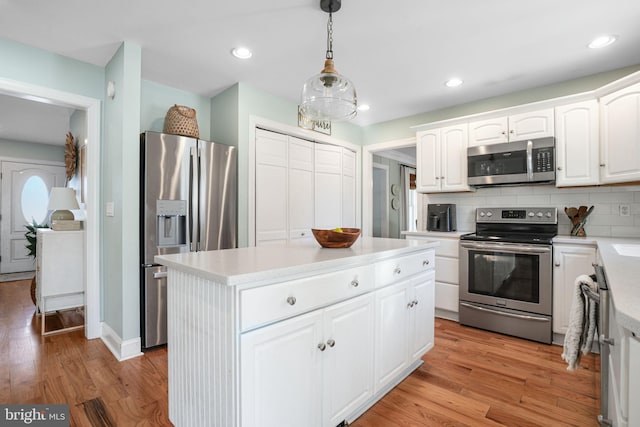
[426,204,456,232]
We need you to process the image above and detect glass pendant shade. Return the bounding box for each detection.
[301,59,357,121]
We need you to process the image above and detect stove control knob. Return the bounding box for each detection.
[536,212,543,218]
[545,212,552,218]
[486,211,493,217]
[528,211,535,217]
[479,211,485,217]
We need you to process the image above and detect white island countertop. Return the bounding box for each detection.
[155,237,438,286]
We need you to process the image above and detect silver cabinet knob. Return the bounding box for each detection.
[394,267,401,275]
[318,343,326,351]
[440,176,445,179]
[557,166,562,171]
[423,260,429,266]
[286,296,296,306]
[413,299,419,306]
[301,232,305,236]
[350,279,359,287]
[554,262,560,267]
[407,302,413,309]
[435,176,440,180]
[327,339,335,347]
[600,163,605,167]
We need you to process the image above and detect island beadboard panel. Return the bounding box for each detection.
[167,269,238,426]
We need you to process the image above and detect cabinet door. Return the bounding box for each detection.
[629,335,640,426]
[256,130,288,245]
[416,130,440,192]
[508,109,554,141]
[374,280,410,393]
[555,101,600,187]
[322,294,374,427]
[440,124,469,192]
[552,244,596,334]
[341,148,357,228]
[289,137,315,240]
[600,82,640,184]
[408,271,435,361]
[315,144,342,229]
[241,310,324,427]
[468,116,508,146]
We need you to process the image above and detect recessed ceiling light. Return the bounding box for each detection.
[588,35,618,49]
[231,47,252,59]
[357,104,370,112]
[445,78,463,88]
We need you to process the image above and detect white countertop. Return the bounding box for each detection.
[155,237,439,286]
[591,237,640,335]
[402,230,473,238]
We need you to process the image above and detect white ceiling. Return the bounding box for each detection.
[1,0,639,144]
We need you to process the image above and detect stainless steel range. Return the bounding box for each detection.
[459,207,558,344]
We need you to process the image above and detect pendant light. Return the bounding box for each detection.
[300,0,357,122]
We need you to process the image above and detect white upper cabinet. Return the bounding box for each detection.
[416,124,469,193]
[599,81,640,184]
[555,100,600,187]
[469,108,554,147]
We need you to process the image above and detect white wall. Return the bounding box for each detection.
[423,184,640,237]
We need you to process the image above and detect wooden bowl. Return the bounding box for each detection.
[311,228,361,248]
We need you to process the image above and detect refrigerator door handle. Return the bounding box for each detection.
[189,146,198,252]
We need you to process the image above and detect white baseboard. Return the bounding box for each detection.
[101,322,143,361]
[435,308,459,322]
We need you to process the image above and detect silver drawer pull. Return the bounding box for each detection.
[327,339,335,347]
[286,296,297,306]
[318,343,326,351]
[350,279,359,287]
[394,267,402,275]
[153,271,168,279]
[422,260,429,266]
[407,302,414,309]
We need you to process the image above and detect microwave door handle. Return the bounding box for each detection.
[526,140,533,181]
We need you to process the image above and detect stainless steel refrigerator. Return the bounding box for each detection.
[140,131,237,348]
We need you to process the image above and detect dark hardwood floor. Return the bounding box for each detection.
[1,279,599,426]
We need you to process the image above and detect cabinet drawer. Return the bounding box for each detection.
[375,250,435,289]
[240,265,374,331]
[435,238,459,258]
[435,256,458,284]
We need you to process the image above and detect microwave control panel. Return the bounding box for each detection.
[533,147,554,173]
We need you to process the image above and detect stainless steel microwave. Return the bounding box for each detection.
[467,137,555,186]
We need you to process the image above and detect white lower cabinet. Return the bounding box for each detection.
[552,243,597,334]
[241,293,374,427]
[374,270,435,393]
[629,335,640,426]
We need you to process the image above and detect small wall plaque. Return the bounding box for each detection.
[298,106,332,135]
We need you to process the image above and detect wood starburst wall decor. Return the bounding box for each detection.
[65,132,77,182]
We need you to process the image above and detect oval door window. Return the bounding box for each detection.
[21,176,49,225]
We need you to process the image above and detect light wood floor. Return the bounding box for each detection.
[1,279,599,426]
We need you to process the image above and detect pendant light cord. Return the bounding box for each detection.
[326,12,333,60]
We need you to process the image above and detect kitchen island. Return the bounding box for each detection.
[156,237,438,427]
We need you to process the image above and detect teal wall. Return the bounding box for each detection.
[102,42,142,341]
[211,84,239,147]
[0,139,64,162]
[140,80,211,137]
[0,38,104,100]
[362,64,640,144]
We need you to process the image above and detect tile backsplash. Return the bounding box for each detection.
[421,184,640,237]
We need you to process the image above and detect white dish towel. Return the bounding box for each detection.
[561,274,598,371]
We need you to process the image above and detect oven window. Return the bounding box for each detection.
[468,250,539,303]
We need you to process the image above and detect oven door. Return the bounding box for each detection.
[459,240,552,316]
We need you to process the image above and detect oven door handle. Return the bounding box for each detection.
[460,302,550,322]
[460,241,551,254]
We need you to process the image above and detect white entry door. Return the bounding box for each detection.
[1,161,66,273]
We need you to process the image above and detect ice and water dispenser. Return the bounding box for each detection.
[156,200,187,247]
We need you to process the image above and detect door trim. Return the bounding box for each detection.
[0,77,102,339]
[363,137,417,237]
[372,163,389,238]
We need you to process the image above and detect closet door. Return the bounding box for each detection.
[255,130,288,246]
[341,148,357,228]
[314,144,342,229]
[289,137,315,240]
